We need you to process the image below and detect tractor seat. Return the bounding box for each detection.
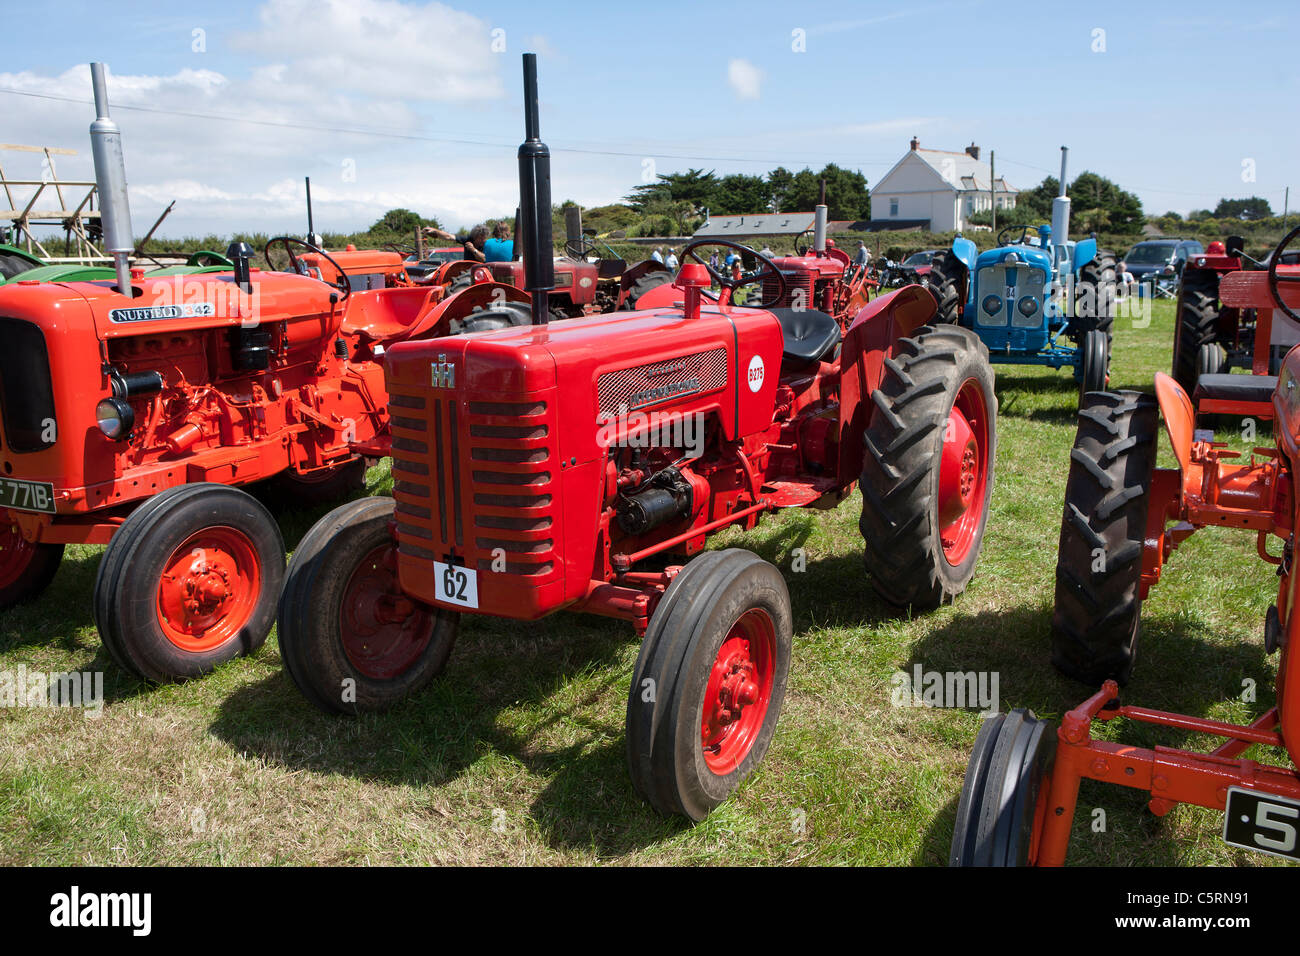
[1192,373,1278,407]
[768,307,840,368]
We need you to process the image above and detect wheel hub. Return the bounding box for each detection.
[937,379,991,567]
[700,608,777,775]
[156,527,261,654]
[340,545,432,680]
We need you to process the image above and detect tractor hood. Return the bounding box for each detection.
[976,244,1054,276]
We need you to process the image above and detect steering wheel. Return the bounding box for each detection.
[1268,224,1300,324]
[680,238,787,309]
[263,236,352,303]
[997,224,1036,247]
[564,237,599,260]
[187,249,233,268]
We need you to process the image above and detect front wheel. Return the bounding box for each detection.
[1079,328,1110,398]
[277,496,457,714]
[93,484,284,681]
[626,549,792,821]
[0,517,63,608]
[859,325,997,609]
[950,708,1055,867]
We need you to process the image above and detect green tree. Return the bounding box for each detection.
[370,208,442,234]
[713,174,772,216]
[625,168,720,214]
[1213,196,1274,221]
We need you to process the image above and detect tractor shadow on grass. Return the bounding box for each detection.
[994,373,1086,427]
[903,604,1278,866]
[210,608,692,855]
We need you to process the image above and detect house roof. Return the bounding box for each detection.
[693,212,816,237]
[871,146,1017,195]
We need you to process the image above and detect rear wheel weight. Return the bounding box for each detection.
[625,549,792,821]
[277,496,457,714]
[949,708,1055,867]
[1050,390,1157,684]
[94,484,284,682]
[859,324,998,609]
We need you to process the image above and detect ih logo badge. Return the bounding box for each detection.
[431,354,455,389]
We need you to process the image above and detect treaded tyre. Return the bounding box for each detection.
[1196,341,1227,380]
[1079,328,1110,397]
[0,515,63,608]
[859,325,997,609]
[1050,390,1158,684]
[1173,267,1222,394]
[448,300,532,335]
[267,456,367,507]
[1075,250,1117,335]
[626,549,792,821]
[924,251,966,324]
[93,483,284,682]
[621,269,674,309]
[277,496,457,714]
[950,708,1054,867]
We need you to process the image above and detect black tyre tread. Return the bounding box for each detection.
[0,539,64,608]
[94,483,285,682]
[1050,390,1157,684]
[449,300,532,335]
[1173,268,1222,393]
[924,251,965,324]
[622,270,674,309]
[859,324,997,609]
[1076,251,1117,334]
[1079,329,1110,397]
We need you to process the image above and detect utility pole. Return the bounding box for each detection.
[990,151,996,233]
[1285,187,1290,229]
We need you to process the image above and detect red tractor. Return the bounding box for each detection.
[951,226,1300,866]
[0,64,534,682]
[276,54,999,820]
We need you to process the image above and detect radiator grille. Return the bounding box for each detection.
[597,348,728,417]
[764,271,814,311]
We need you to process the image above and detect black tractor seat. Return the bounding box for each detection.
[1192,373,1277,408]
[768,307,840,368]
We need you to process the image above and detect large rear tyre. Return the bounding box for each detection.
[1173,267,1222,394]
[626,549,792,821]
[949,708,1055,867]
[1051,391,1157,684]
[1075,250,1117,335]
[0,517,63,608]
[448,300,532,335]
[924,251,966,324]
[277,496,457,714]
[621,269,674,310]
[93,484,284,682]
[859,325,997,609]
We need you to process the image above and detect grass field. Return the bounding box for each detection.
[0,296,1288,866]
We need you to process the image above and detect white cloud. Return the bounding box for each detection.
[727,59,762,101]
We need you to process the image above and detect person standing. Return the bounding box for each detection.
[651,247,664,264]
[483,221,514,262]
[665,247,679,270]
[854,241,870,269]
[462,225,488,263]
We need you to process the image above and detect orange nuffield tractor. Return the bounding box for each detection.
[0,63,531,682]
[951,227,1300,866]
[277,54,999,820]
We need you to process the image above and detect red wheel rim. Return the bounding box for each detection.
[937,377,990,566]
[0,521,37,590]
[339,545,432,680]
[156,527,261,653]
[700,607,776,775]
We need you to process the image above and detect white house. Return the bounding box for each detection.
[870,139,1018,232]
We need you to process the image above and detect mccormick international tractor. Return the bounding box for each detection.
[950,227,1300,866]
[276,54,1000,821]
[926,148,1117,405]
[0,63,532,683]
[760,221,878,328]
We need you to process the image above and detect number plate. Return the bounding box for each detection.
[433,560,478,609]
[0,478,55,514]
[1223,787,1300,860]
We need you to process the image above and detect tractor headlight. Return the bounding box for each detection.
[982,294,1001,315]
[1017,296,1038,317]
[95,397,134,440]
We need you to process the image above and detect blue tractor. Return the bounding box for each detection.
[925,148,1117,404]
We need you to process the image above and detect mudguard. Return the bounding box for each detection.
[950,236,978,274]
[1154,371,1194,476]
[1072,238,1098,274]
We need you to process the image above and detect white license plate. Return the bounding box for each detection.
[433,560,478,609]
[1222,787,1300,860]
[0,478,55,514]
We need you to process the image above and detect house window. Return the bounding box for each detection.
[889,198,898,217]
[965,197,974,213]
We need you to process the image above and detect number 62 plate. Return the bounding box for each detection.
[433,560,479,609]
[1223,786,1300,860]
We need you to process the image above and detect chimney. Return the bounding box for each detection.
[909,137,919,151]
[965,142,980,160]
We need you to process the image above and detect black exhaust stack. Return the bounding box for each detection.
[518,53,554,325]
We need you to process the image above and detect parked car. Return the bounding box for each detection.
[1121,238,1204,283]
[901,248,941,277]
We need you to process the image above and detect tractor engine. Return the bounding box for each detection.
[764,253,846,315]
[0,271,387,517]
[382,304,784,620]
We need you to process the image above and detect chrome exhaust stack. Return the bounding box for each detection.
[89,62,135,295]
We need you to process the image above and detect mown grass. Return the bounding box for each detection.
[0,297,1289,865]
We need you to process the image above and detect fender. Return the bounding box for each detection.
[1154,371,1195,478]
[1072,238,1098,275]
[950,236,978,274]
[837,284,938,487]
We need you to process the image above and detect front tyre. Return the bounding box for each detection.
[859,325,997,609]
[626,549,792,821]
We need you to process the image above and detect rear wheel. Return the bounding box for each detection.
[859,325,997,609]
[950,708,1055,867]
[277,496,457,714]
[1051,391,1157,684]
[621,269,674,310]
[267,456,367,507]
[924,251,966,324]
[1076,251,1117,335]
[626,549,791,821]
[448,300,532,335]
[0,517,62,608]
[93,484,284,681]
[1173,268,1221,393]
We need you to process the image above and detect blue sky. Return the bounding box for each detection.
[1,0,1296,238]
